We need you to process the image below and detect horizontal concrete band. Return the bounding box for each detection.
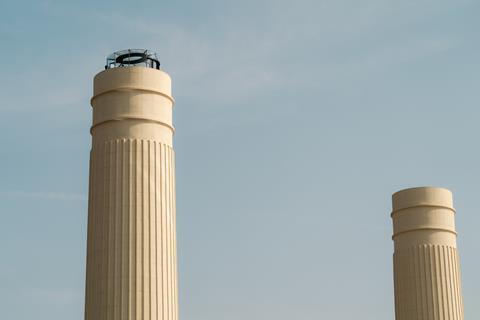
[90,87,175,106]
[391,204,456,217]
[392,227,457,240]
[90,117,175,134]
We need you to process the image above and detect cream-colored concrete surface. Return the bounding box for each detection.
[391,187,464,320]
[85,66,178,320]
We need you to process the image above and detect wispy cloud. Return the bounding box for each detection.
[0,191,87,201]
[4,0,467,111]
[21,288,83,306]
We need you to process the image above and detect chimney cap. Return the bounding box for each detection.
[391,186,453,214]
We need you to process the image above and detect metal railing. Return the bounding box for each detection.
[105,49,160,70]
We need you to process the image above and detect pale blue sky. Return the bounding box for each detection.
[1,0,480,319]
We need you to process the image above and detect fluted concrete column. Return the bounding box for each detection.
[391,187,464,320]
[84,65,178,320]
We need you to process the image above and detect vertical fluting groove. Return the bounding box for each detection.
[113,140,118,320]
[396,252,401,319]
[167,146,172,320]
[413,246,422,320]
[439,246,444,320]
[420,246,427,320]
[142,140,150,320]
[151,141,157,320]
[135,138,140,320]
[115,140,120,318]
[128,139,133,320]
[456,250,463,319]
[436,246,446,320]
[85,152,90,320]
[106,140,113,320]
[452,250,458,320]
[437,248,443,320]
[141,140,146,319]
[171,146,178,319]
[451,248,458,319]
[418,246,425,319]
[165,143,171,320]
[160,142,166,320]
[160,143,166,320]
[85,148,94,320]
[86,148,93,319]
[454,249,460,319]
[121,139,127,319]
[399,252,404,319]
[109,140,114,320]
[456,251,464,318]
[396,252,402,319]
[394,245,463,320]
[135,138,141,320]
[394,253,399,319]
[447,248,455,320]
[114,140,120,319]
[402,252,406,320]
[86,139,177,320]
[96,143,100,313]
[91,145,97,320]
[407,248,414,319]
[130,139,136,320]
[101,141,108,320]
[148,140,152,320]
[171,147,174,319]
[140,139,145,320]
[105,141,110,320]
[455,250,460,319]
[393,254,399,319]
[453,249,459,320]
[432,246,438,318]
[443,247,449,319]
[449,248,459,320]
[173,147,178,319]
[455,249,460,320]
[103,141,109,319]
[94,144,100,318]
[169,148,177,319]
[93,143,100,320]
[91,143,98,319]
[154,141,159,320]
[441,246,450,319]
[112,141,117,319]
[446,247,453,319]
[425,245,431,318]
[445,246,453,319]
[425,246,433,318]
[171,146,176,319]
[458,252,464,318]
[90,151,94,316]
[408,248,414,319]
[148,140,153,320]
[166,145,170,320]
[430,245,438,320]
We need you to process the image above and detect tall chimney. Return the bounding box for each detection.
[391,187,464,320]
[84,50,178,320]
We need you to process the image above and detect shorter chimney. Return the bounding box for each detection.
[391,187,464,320]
